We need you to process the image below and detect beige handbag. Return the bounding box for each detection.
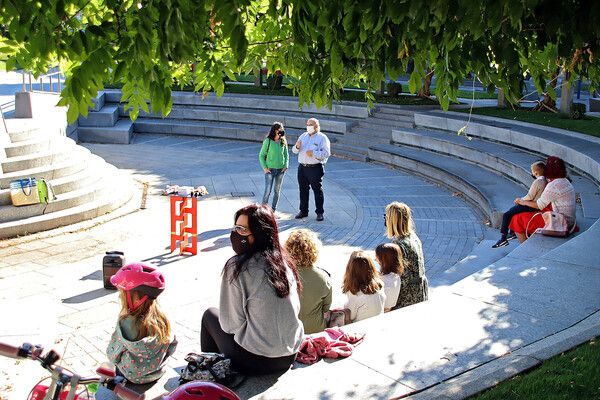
[10,178,40,206]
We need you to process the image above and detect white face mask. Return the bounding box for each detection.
[307,126,316,134]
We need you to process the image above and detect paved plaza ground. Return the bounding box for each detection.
[0,133,491,399]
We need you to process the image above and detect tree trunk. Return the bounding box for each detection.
[418,68,433,97]
[376,80,386,95]
[497,88,506,108]
[254,69,262,87]
[559,70,573,114]
[537,68,559,111]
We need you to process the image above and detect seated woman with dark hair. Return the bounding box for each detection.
[509,156,576,243]
[200,204,304,375]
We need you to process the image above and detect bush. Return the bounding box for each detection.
[387,82,402,97]
[570,102,586,120]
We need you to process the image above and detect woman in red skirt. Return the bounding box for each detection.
[509,156,576,243]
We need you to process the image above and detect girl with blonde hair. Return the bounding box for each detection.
[285,229,332,334]
[107,263,177,384]
[385,202,428,308]
[342,251,385,323]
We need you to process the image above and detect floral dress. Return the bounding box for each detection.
[392,233,428,309]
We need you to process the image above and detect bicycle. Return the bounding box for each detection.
[1,341,241,400]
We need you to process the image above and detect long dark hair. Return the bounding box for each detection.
[225,203,301,298]
[267,122,286,145]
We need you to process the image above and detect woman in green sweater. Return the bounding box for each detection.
[259,122,289,212]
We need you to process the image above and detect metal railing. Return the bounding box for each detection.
[0,99,15,133]
[19,67,63,93]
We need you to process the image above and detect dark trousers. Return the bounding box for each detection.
[200,307,296,375]
[501,204,538,235]
[297,164,325,215]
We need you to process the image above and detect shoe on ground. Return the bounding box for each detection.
[316,214,324,221]
[295,212,308,219]
[506,232,517,241]
[492,237,509,248]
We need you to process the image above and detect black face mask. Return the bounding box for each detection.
[230,231,252,254]
[531,174,537,179]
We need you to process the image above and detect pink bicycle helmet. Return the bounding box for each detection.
[110,262,165,311]
[163,382,240,400]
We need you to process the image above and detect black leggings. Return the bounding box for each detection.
[200,307,296,375]
[501,204,538,235]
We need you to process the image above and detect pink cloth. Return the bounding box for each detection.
[295,327,365,365]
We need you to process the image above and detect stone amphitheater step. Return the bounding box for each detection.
[104,89,371,119]
[331,143,369,161]
[336,132,390,147]
[0,171,134,239]
[0,163,121,223]
[392,126,600,221]
[0,154,108,206]
[358,117,413,129]
[121,104,361,135]
[6,121,65,143]
[368,143,525,228]
[78,105,119,127]
[131,118,344,144]
[0,148,90,189]
[77,119,133,144]
[3,134,67,158]
[1,139,78,173]
[351,125,393,139]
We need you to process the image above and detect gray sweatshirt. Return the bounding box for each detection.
[219,254,304,357]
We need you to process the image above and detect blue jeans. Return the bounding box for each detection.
[262,168,286,211]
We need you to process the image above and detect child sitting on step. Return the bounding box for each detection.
[493,161,547,248]
[106,263,177,384]
[375,243,404,312]
[342,251,386,323]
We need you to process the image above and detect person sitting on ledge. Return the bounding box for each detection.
[508,156,576,243]
[385,202,428,309]
[493,161,547,248]
[200,204,304,374]
[375,243,404,312]
[285,229,332,334]
[342,250,386,323]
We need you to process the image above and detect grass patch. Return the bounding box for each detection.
[455,107,600,138]
[456,89,497,99]
[470,338,600,400]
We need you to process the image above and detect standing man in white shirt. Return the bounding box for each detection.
[292,118,331,221]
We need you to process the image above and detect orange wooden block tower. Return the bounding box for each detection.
[170,196,198,255]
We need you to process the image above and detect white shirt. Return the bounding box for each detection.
[381,273,401,310]
[522,176,547,201]
[292,131,331,165]
[536,178,576,226]
[344,289,385,323]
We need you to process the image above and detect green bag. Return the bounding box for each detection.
[37,179,56,204]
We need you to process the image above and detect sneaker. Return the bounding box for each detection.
[316,214,324,221]
[506,232,517,241]
[492,237,509,248]
[295,212,308,219]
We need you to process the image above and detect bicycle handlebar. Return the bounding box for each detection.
[0,341,146,400]
[0,342,21,358]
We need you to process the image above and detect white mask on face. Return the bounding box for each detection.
[307,126,316,134]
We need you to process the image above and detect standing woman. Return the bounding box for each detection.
[200,204,304,375]
[259,122,289,212]
[385,202,428,309]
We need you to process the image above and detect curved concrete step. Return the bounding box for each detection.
[3,135,69,158]
[0,172,135,239]
[5,120,65,143]
[0,163,121,222]
[1,140,78,173]
[0,147,91,189]
[368,143,525,228]
[0,154,107,206]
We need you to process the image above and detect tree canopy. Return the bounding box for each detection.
[1,0,599,121]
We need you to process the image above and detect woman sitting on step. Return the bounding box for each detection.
[508,156,576,243]
[200,204,304,374]
[385,202,429,309]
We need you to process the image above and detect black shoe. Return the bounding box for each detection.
[506,232,517,241]
[295,212,308,219]
[316,214,324,221]
[492,237,509,248]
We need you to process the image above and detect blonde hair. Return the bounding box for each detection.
[285,229,321,268]
[307,118,320,132]
[385,202,414,239]
[375,243,405,275]
[118,290,171,343]
[531,161,545,176]
[342,251,383,295]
